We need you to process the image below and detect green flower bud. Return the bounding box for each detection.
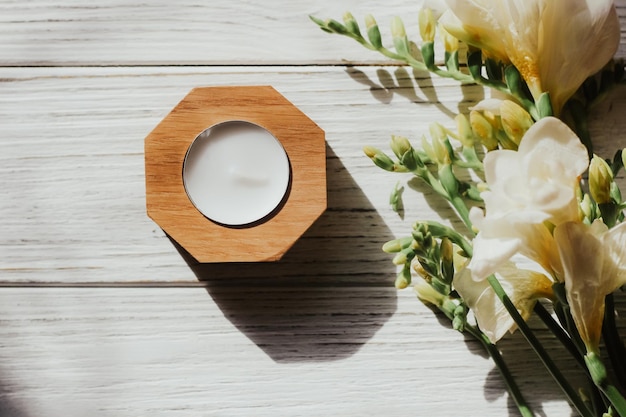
[418,8,436,43]
[342,12,361,37]
[392,251,408,265]
[395,265,412,289]
[390,135,411,159]
[325,19,348,35]
[470,110,498,150]
[391,16,406,38]
[580,193,595,222]
[621,148,626,171]
[452,304,467,331]
[391,16,409,55]
[363,146,395,171]
[589,155,613,204]
[393,247,415,266]
[438,163,459,197]
[440,237,455,283]
[382,237,413,253]
[455,114,474,147]
[425,123,451,165]
[414,279,445,306]
[364,14,382,49]
[500,100,533,146]
[389,181,404,213]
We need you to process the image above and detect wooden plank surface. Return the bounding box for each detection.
[0,287,600,417]
[0,66,486,284]
[2,1,626,416]
[2,0,626,66]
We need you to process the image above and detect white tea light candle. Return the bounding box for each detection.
[183,121,291,226]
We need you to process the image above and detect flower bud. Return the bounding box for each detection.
[391,16,406,38]
[414,279,444,306]
[418,8,436,43]
[589,155,613,204]
[391,17,409,55]
[342,12,361,37]
[392,251,408,265]
[429,122,446,141]
[364,14,382,48]
[422,137,450,166]
[580,193,596,222]
[382,237,413,253]
[325,19,348,35]
[621,148,626,171]
[455,114,474,147]
[426,123,451,165]
[395,265,412,289]
[500,100,533,146]
[470,110,498,150]
[438,23,458,53]
[438,163,459,197]
[389,181,404,213]
[390,135,411,159]
[363,146,395,171]
[440,237,455,283]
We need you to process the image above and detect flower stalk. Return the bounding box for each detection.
[312,3,626,416]
[487,275,595,417]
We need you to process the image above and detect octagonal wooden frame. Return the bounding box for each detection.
[145,86,327,262]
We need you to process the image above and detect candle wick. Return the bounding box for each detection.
[229,166,269,187]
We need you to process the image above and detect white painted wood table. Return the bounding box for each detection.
[2,1,626,416]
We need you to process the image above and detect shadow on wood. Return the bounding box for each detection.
[173,145,398,362]
[0,381,33,417]
[345,66,484,119]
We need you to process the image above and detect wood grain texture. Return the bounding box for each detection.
[0,287,613,417]
[1,0,625,66]
[2,2,626,416]
[0,66,490,284]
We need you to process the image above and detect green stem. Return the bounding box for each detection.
[414,168,474,235]
[533,303,586,370]
[602,294,626,390]
[449,194,474,234]
[487,275,595,417]
[466,325,535,417]
[534,303,607,416]
[604,385,626,416]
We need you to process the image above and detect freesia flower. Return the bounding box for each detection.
[554,220,626,353]
[454,261,553,343]
[440,0,620,113]
[469,117,588,280]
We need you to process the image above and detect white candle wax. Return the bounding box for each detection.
[183,121,291,226]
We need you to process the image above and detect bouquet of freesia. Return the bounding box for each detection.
[312,1,626,416]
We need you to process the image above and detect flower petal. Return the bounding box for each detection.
[455,262,552,343]
[554,220,626,353]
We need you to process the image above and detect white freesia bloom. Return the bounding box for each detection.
[555,220,626,353]
[441,0,620,113]
[469,117,588,280]
[454,261,553,343]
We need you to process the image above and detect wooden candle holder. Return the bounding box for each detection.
[145,86,327,262]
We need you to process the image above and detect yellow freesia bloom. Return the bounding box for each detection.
[554,220,626,354]
[440,0,620,113]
